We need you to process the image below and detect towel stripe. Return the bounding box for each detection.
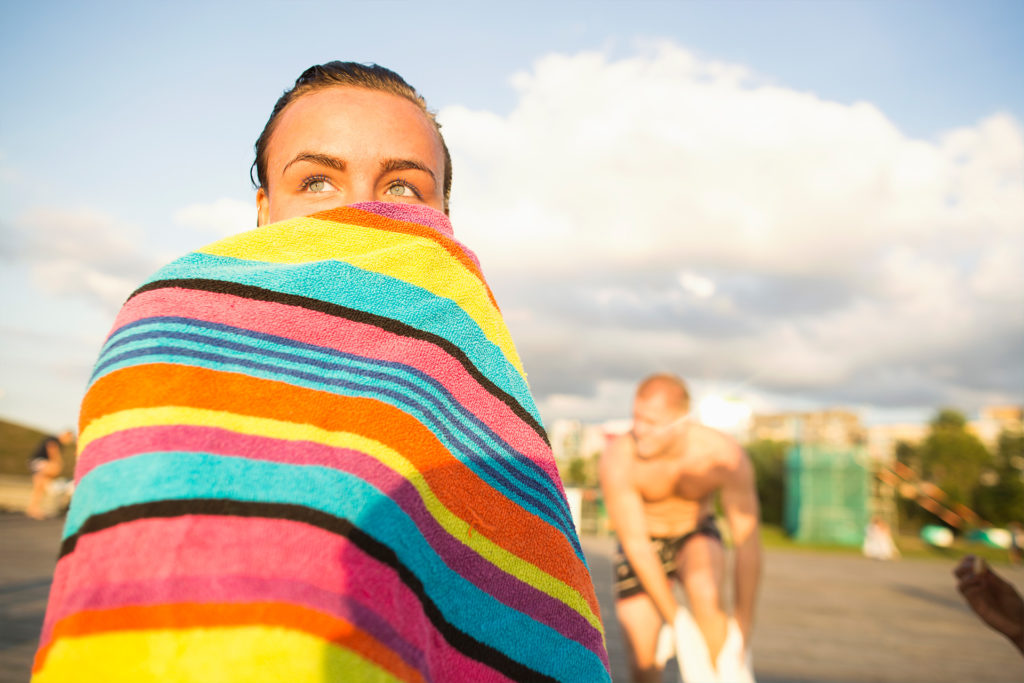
[89,320,574,536]
[75,366,594,602]
[127,278,547,441]
[52,498,556,683]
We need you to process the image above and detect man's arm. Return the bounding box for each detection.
[599,437,677,623]
[720,441,761,642]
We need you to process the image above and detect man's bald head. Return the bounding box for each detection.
[635,373,691,414]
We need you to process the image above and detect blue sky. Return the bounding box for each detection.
[1,1,1022,432]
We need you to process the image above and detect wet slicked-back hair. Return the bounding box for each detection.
[636,373,691,413]
[251,61,452,211]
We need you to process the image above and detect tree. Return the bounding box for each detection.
[893,439,929,530]
[895,440,919,470]
[997,429,1024,468]
[918,408,992,508]
[746,439,788,526]
[974,429,1024,526]
[563,456,596,488]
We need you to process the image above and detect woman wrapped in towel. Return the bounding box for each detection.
[32,62,611,683]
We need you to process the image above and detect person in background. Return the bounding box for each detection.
[955,554,1024,656]
[862,515,899,561]
[601,373,761,682]
[26,430,72,520]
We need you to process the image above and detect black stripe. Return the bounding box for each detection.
[61,498,557,683]
[130,278,548,443]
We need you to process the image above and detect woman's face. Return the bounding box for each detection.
[257,86,446,226]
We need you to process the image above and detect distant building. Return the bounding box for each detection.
[749,409,866,447]
[548,419,583,463]
[552,403,1022,467]
[864,404,1022,464]
[866,423,929,463]
[548,418,630,463]
[969,405,1024,451]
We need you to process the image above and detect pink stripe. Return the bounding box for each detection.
[104,288,558,484]
[76,425,358,480]
[41,516,516,683]
[73,425,604,657]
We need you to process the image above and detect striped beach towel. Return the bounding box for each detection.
[32,202,611,682]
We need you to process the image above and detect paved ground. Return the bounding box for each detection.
[2,515,1021,682]
[583,535,1024,683]
[0,514,63,682]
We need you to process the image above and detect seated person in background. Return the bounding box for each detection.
[26,430,72,520]
[955,554,1024,656]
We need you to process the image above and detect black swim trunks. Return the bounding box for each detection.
[613,515,722,599]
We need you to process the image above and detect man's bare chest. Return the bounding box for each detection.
[632,454,719,503]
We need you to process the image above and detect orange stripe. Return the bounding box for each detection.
[79,364,598,616]
[35,602,424,682]
[320,205,498,309]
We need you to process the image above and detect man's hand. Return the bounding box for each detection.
[955,555,1024,654]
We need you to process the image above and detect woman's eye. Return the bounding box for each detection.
[301,176,334,193]
[385,182,420,198]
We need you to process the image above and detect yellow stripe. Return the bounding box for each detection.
[33,626,403,683]
[78,407,602,633]
[198,216,525,377]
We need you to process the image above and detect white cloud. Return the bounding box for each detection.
[440,43,1024,422]
[677,271,716,300]
[174,197,255,237]
[4,207,161,312]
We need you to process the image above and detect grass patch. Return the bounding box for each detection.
[759,524,1013,566]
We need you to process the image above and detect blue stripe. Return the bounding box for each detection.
[89,319,581,554]
[98,317,560,509]
[145,252,540,423]
[93,342,578,548]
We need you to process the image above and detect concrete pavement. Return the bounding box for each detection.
[582,535,1024,683]
[2,515,1022,682]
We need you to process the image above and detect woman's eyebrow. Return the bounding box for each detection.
[380,158,436,183]
[283,152,346,174]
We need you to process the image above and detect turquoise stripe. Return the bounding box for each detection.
[93,320,570,521]
[67,452,606,682]
[87,330,578,544]
[99,320,532,477]
[145,252,540,423]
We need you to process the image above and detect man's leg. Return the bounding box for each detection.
[675,535,728,663]
[616,592,665,683]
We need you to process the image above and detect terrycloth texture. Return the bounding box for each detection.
[33,202,610,683]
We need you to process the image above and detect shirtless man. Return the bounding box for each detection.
[600,374,761,682]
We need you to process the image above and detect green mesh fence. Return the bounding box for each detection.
[784,444,870,546]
